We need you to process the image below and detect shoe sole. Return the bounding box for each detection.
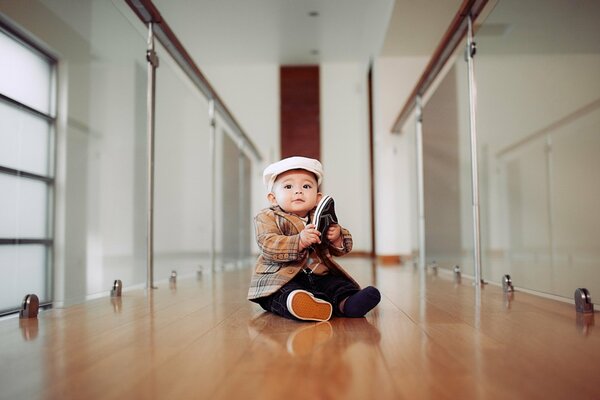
[287,290,332,322]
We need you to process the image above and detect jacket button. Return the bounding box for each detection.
[287,268,294,274]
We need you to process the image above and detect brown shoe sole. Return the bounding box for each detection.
[287,290,332,322]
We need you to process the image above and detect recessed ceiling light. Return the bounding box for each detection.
[308,11,319,17]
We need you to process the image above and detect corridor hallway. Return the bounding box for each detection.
[1,259,599,400]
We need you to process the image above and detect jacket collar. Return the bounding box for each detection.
[270,205,312,234]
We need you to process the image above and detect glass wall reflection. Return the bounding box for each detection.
[476,0,600,298]
[415,0,600,301]
[421,43,474,276]
[154,42,212,279]
[0,0,257,310]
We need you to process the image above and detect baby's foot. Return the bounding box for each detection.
[343,286,381,317]
[287,290,332,322]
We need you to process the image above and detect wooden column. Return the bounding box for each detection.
[280,66,320,159]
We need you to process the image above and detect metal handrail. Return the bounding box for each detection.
[125,0,262,161]
[390,0,489,133]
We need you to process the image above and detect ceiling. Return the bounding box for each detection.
[381,0,462,57]
[152,0,461,66]
[151,0,600,67]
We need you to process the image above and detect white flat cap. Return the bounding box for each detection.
[263,156,323,192]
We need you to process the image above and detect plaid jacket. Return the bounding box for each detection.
[247,205,359,300]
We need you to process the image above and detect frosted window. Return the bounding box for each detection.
[0,101,51,176]
[0,245,47,312]
[0,29,52,114]
[0,174,48,238]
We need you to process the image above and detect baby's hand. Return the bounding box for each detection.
[326,224,343,247]
[299,223,321,250]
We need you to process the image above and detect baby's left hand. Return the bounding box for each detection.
[326,224,343,247]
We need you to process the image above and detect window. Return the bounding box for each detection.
[0,24,56,315]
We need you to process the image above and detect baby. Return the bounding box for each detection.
[247,156,380,321]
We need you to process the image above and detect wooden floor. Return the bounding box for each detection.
[1,259,599,400]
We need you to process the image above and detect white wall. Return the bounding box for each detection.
[372,56,428,256]
[320,62,371,252]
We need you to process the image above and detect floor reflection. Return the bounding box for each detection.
[19,318,39,341]
[248,313,382,358]
[110,296,122,313]
[576,312,595,336]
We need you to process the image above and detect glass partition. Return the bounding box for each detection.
[0,0,258,309]
[421,41,475,275]
[43,0,148,301]
[475,0,600,299]
[154,41,212,278]
[402,111,420,263]
[410,0,600,303]
[219,122,253,266]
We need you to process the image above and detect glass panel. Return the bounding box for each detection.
[0,0,253,304]
[0,245,48,313]
[0,0,149,302]
[0,174,48,238]
[239,149,252,262]
[221,132,240,263]
[220,127,252,265]
[422,43,473,275]
[552,116,600,297]
[0,174,18,237]
[154,40,212,278]
[500,142,552,291]
[477,0,600,300]
[0,101,51,176]
[0,29,52,114]
[399,111,420,263]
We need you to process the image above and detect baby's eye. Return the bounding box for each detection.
[283,184,292,189]
[303,184,312,189]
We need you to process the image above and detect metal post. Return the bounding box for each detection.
[238,140,245,263]
[415,96,426,271]
[466,15,483,285]
[545,135,555,284]
[146,22,159,289]
[208,99,216,271]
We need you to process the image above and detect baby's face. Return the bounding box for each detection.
[268,169,321,218]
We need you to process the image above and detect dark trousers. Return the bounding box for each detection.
[257,271,360,320]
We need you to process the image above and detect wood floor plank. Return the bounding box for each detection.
[0,261,599,400]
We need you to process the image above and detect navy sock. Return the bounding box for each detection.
[343,286,381,317]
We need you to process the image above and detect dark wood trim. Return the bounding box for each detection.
[367,66,376,257]
[391,0,489,132]
[0,165,53,183]
[279,66,320,160]
[0,239,53,245]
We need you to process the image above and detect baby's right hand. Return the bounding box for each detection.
[299,223,321,250]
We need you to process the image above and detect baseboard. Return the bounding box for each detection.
[345,251,374,258]
[376,254,412,265]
